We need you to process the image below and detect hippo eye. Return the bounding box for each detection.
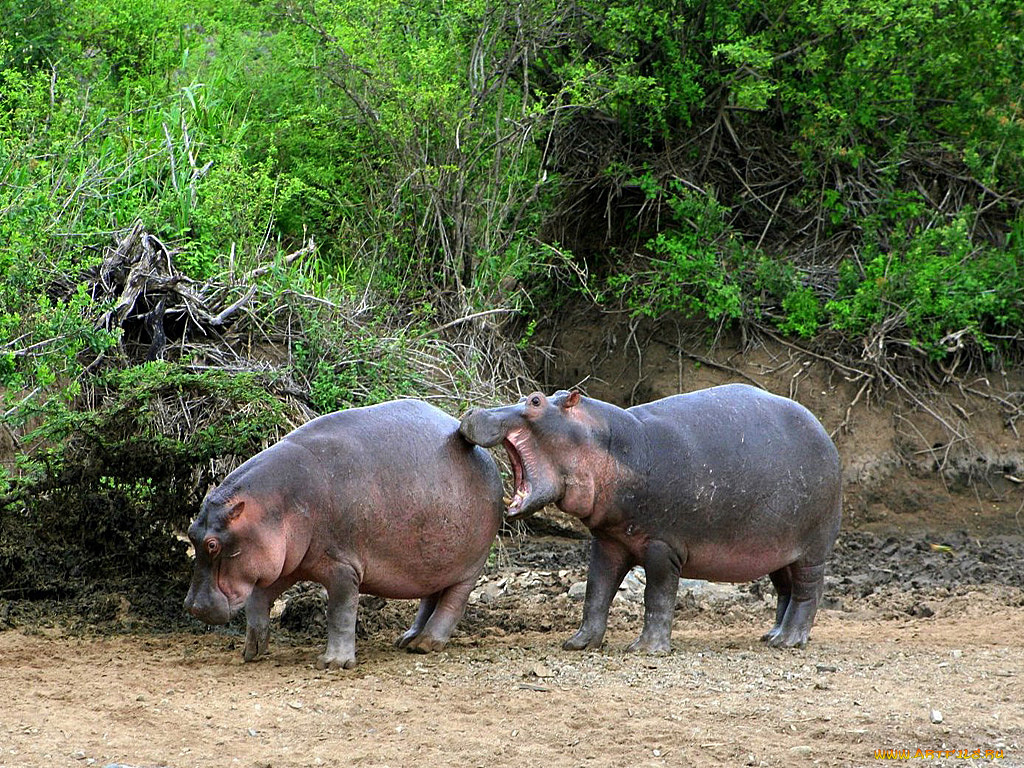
[530,395,541,407]
[205,538,221,557]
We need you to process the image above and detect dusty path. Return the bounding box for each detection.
[2,532,1023,768]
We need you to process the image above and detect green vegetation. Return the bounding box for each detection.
[541,0,1023,363]
[1,364,288,598]
[1,0,1021,604]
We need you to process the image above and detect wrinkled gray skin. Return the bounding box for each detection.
[460,384,841,652]
[184,399,502,669]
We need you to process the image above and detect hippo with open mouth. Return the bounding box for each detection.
[459,384,841,652]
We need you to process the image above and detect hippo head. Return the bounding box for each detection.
[183,485,291,625]
[460,390,591,519]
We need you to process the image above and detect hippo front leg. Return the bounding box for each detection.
[319,566,361,670]
[564,538,633,651]
[243,579,294,662]
[627,540,681,654]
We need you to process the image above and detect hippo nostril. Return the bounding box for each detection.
[459,413,480,439]
[184,593,205,618]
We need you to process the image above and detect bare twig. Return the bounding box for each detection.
[245,237,317,280]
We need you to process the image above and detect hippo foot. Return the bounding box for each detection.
[316,653,356,670]
[402,634,447,654]
[243,628,270,662]
[761,627,808,649]
[395,628,418,649]
[625,637,671,655]
[562,632,603,651]
[242,645,269,663]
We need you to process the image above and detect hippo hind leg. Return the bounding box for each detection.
[760,568,792,644]
[402,573,480,654]
[761,561,825,649]
[396,592,440,649]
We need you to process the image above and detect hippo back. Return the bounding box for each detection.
[627,384,841,568]
[286,399,503,598]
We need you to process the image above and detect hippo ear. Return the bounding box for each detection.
[564,390,581,409]
[226,501,245,523]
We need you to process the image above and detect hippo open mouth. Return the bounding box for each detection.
[504,436,530,517]
[503,429,551,518]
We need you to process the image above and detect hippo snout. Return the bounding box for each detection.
[184,583,232,625]
[459,408,505,448]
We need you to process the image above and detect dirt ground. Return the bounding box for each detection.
[2,529,1023,768]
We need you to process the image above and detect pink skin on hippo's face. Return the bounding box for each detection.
[460,391,593,519]
[183,496,289,625]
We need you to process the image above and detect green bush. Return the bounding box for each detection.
[827,214,1024,360]
[613,184,743,322]
[1,363,291,597]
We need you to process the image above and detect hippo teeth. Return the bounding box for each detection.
[507,485,531,516]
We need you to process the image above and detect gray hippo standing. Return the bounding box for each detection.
[184,399,502,669]
[459,384,841,651]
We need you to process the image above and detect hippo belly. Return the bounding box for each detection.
[358,514,496,599]
[679,541,803,583]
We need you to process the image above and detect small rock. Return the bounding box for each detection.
[909,602,935,618]
[568,582,587,600]
[617,568,646,603]
[530,663,555,679]
[790,745,812,757]
[471,580,507,605]
[678,578,743,604]
[930,709,943,724]
[288,701,303,710]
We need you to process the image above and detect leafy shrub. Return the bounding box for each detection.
[1,363,292,598]
[528,0,1021,360]
[611,182,823,335]
[610,183,740,321]
[0,0,64,70]
[827,214,1024,360]
[778,286,822,340]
